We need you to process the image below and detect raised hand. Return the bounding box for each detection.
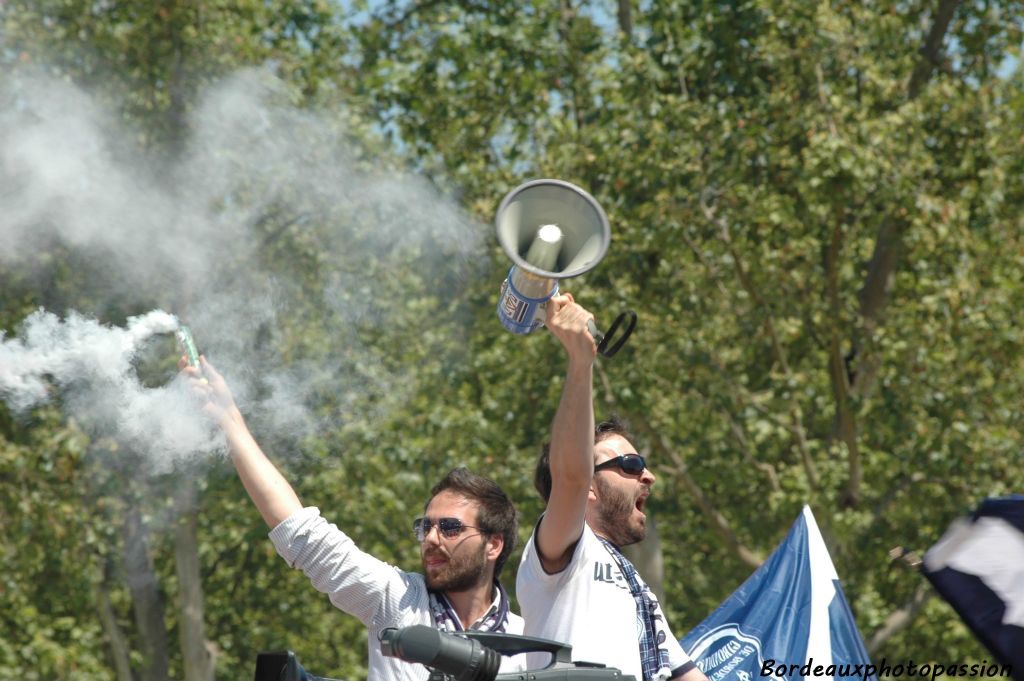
[545,292,597,364]
[179,355,241,429]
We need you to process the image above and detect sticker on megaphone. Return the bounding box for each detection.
[496,266,559,334]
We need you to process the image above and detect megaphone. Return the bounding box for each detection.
[495,179,636,357]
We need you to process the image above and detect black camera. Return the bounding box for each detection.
[253,650,344,681]
[254,627,636,681]
[379,625,636,681]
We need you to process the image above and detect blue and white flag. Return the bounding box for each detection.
[681,506,876,681]
[922,495,1024,670]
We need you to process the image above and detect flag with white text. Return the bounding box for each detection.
[681,506,877,681]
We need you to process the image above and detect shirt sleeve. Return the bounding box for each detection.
[660,615,695,675]
[269,506,424,629]
[518,516,589,584]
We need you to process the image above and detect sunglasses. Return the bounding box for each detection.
[594,453,647,475]
[412,516,487,542]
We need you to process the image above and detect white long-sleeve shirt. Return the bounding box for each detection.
[270,506,525,680]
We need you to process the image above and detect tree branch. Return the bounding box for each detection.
[700,346,817,453]
[908,0,962,99]
[558,0,586,136]
[814,63,839,137]
[824,219,862,506]
[379,0,471,31]
[851,215,903,400]
[595,364,764,569]
[617,0,632,41]
[647,421,764,569]
[851,0,962,402]
[680,380,783,494]
[723,408,783,494]
[867,584,933,654]
[700,192,819,489]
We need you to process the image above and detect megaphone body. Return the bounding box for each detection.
[496,267,560,335]
[495,179,610,335]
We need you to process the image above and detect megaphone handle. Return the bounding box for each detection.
[587,311,637,358]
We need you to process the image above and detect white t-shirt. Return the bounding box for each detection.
[516,522,694,680]
[270,507,526,680]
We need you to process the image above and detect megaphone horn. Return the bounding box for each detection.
[495,179,611,335]
[497,179,611,280]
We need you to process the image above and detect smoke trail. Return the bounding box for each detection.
[0,66,488,469]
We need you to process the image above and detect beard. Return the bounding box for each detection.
[593,475,647,547]
[422,539,489,592]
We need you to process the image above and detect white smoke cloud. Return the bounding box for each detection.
[0,66,488,470]
[0,309,221,469]
[0,309,176,410]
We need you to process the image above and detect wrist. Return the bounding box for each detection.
[566,355,594,376]
[220,408,247,435]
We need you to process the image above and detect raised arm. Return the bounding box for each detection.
[534,293,597,573]
[183,356,301,528]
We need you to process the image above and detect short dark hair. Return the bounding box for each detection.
[428,467,519,578]
[533,415,634,503]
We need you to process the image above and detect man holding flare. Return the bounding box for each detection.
[181,355,525,680]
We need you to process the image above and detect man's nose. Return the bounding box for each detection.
[417,522,440,546]
[641,467,656,486]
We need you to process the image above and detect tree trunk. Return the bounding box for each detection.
[617,0,632,41]
[174,479,216,681]
[124,503,170,681]
[96,559,135,681]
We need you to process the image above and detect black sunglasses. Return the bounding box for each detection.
[412,517,487,542]
[594,453,647,475]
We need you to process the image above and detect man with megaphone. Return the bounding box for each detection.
[516,291,709,681]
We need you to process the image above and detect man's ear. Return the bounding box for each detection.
[486,533,504,562]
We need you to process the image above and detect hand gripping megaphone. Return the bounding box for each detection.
[495,179,636,357]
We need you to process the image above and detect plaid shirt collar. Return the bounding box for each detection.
[428,581,511,633]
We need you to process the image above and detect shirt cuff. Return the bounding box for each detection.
[671,661,697,679]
